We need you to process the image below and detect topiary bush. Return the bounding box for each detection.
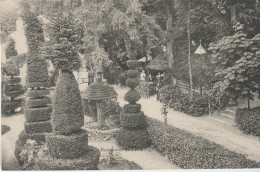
[2,60,24,114]
[235,107,260,136]
[116,128,150,150]
[147,117,260,169]
[116,59,150,149]
[119,71,128,86]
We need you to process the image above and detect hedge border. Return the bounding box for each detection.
[146,117,260,169]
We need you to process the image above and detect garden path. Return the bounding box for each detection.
[114,85,260,162]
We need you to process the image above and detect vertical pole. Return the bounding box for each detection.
[96,101,102,128]
[187,1,193,99]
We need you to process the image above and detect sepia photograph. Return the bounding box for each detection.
[1,0,260,170]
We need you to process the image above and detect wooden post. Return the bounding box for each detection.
[187,1,193,99]
[96,101,103,128]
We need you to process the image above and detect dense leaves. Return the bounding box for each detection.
[5,38,18,59]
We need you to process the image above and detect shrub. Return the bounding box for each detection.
[34,146,100,170]
[126,78,139,89]
[115,128,150,150]
[105,115,120,127]
[123,104,141,113]
[52,70,84,134]
[146,117,260,169]
[18,130,46,145]
[101,99,121,117]
[26,97,51,108]
[124,89,141,104]
[25,107,52,123]
[127,60,139,70]
[26,89,50,98]
[1,99,21,114]
[235,107,260,136]
[8,77,21,84]
[127,70,139,78]
[24,121,52,134]
[119,71,128,86]
[1,125,10,135]
[46,129,89,159]
[120,112,146,129]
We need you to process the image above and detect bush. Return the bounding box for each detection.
[1,99,21,114]
[127,60,139,70]
[8,77,21,84]
[235,107,260,136]
[127,70,139,78]
[126,78,139,89]
[1,125,10,135]
[119,71,128,86]
[34,146,100,170]
[26,97,51,108]
[25,107,51,123]
[123,104,141,113]
[101,99,121,117]
[26,89,50,98]
[105,115,121,127]
[52,70,84,134]
[18,130,46,145]
[120,112,146,129]
[115,128,150,149]
[124,89,141,104]
[159,85,210,116]
[46,129,88,159]
[146,117,260,169]
[24,121,52,134]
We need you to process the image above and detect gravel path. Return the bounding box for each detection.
[114,85,260,162]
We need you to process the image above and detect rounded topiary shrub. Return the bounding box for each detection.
[120,112,146,129]
[124,89,141,104]
[126,78,140,89]
[127,70,139,78]
[115,128,150,149]
[123,104,141,114]
[52,70,84,134]
[235,107,260,136]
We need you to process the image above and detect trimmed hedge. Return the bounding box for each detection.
[116,128,150,149]
[25,107,51,123]
[26,89,50,98]
[26,97,51,108]
[46,129,88,159]
[24,121,52,134]
[26,57,49,88]
[127,70,139,78]
[124,89,141,104]
[34,146,100,170]
[123,104,141,114]
[52,71,84,134]
[235,107,260,136]
[127,60,139,69]
[18,130,46,145]
[146,117,260,169]
[126,78,139,89]
[1,100,21,114]
[120,112,146,129]
[8,77,21,84]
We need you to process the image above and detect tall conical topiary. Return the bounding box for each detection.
[116,60,150,149]
[34,13,100,170]
[2,60,24,114]
[15,10,52,165]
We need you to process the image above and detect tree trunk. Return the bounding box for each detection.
[187,1,193,99]
[166,7,173,69]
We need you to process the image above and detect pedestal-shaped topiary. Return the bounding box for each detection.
[34,70,100,170]
[116,60,150,149]
[2,60,24,114]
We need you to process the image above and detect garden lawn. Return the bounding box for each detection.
[114,85,260,162]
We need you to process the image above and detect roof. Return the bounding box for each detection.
[146,53,170,71]
[82,78,118,100]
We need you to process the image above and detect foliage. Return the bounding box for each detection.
[119,71,128,86]
[235,107,260,136]
[120,112,146,129]
[1,125,10,135]
[124,89,141,104]
[147,117,260,169]
[52,71,84,134]
[46,130,88,159]
[115,128,150,150]
[100,99,121,117]
[5,38,18,59]
[24,121,52,134]
[0,10,18,43]
[25,106,51,123]
[209,23,260,106]
[42,12,81,71]
[123,104,141,114]
[159,85,212,116]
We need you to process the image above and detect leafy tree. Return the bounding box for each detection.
[209,23,260,109]
[5,38,18,59]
